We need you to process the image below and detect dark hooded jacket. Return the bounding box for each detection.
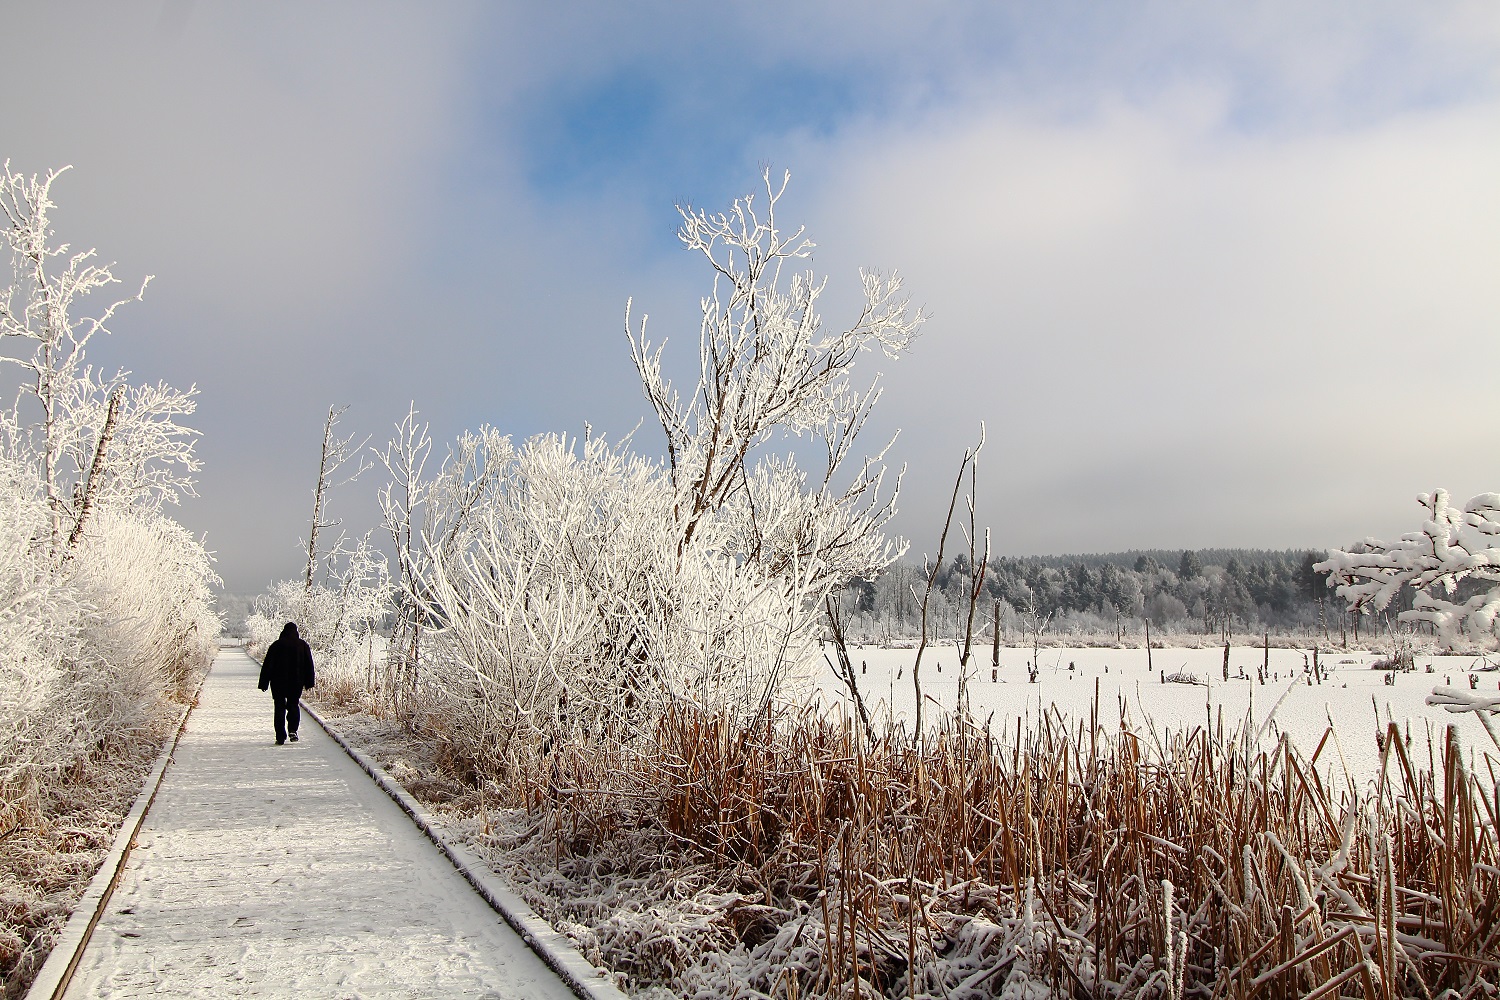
[258,622,316,693]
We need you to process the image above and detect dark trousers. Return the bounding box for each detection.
[272,687,303,743]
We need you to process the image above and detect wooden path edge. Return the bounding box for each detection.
[24,680,203,1000]
[302,702,631,1000]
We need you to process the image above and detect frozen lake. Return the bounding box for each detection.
[813,643,1500,788]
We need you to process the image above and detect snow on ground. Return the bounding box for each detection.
[62,648,581,999]
[814,643,1500,785]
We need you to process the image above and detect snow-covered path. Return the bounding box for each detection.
[62,648,581,999]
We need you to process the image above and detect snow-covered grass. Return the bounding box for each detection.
[312,642,1500,999]
[815,643,1500,786]
[0,703,181,999]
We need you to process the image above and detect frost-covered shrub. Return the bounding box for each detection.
[374,175,915,776]
[71,509,220,693]
[0,457,219,832]
[247,536,391,699]
[402,431,828,772]
[0,456,86,824]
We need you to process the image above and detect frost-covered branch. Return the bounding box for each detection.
[1317,489,1500,650]
[627,168,920,580]
[1,161,155,552]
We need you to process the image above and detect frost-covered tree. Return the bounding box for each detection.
[626,171,918,715]
[1,162,219,839]
[249,406,387,694]
[0,162,199,556]
[373,409,507,702]
[302,404,370,590]
[1317,489,1500,650]
[628,169,918,588]
[374,174,919,771]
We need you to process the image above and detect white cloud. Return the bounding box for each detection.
[789,91,1500,553]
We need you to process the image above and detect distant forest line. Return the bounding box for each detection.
[839,547,1405,642]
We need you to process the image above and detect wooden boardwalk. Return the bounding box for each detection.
[60,648,582,999]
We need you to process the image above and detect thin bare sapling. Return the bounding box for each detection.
[824,591,874,740]
[304,404,370,591]
[953,429,990,720]
[251,405,386,692]
[912,427,983,742]
[1019,589,1052,684]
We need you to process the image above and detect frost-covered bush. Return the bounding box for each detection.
[247,536,391,699]
[380,175,916,775]
[402,431,824,770]
[0,456,85,822]
[0,458,219,833]
[70,509,220,692]
[1,161,220,834]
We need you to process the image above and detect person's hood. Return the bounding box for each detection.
[281,622,299,640]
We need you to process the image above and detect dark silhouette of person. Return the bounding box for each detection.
[258,622,316,745]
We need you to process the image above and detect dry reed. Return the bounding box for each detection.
[488,697,1500,998]
[0,719,173,999]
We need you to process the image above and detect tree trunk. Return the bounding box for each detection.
[306,406,338,590]
[63,386,124,557]
[992,600,1000,668]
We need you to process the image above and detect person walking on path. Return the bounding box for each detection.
[258,622,316,745]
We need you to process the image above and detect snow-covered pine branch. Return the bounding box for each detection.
[1316,488,1500,650]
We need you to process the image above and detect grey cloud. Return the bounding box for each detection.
[790,95,1500,556]
[4,1,1498,595]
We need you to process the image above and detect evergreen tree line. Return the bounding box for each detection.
[839,548,1387,642]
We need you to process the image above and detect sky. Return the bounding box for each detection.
[2,2,1498,595]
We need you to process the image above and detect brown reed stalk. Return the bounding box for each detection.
[471,684,1500,998]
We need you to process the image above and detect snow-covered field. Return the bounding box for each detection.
[815,643,1500,785]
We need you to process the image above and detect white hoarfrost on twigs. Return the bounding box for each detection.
[244,536,391,696]
[0,159,220,818]
[1,160,220,991]
[357,171,920,776]
[247,401,391,697]
[1318,488,1500,652]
